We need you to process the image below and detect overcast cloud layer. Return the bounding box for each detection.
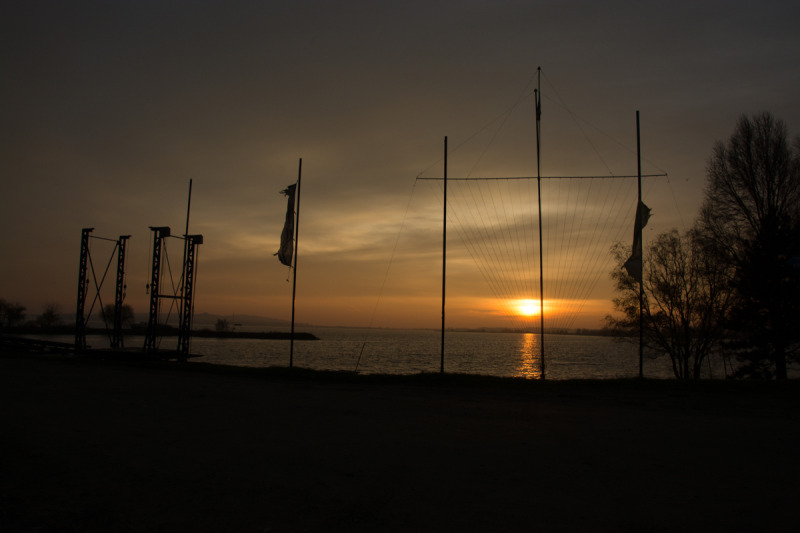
[2,1,799,329]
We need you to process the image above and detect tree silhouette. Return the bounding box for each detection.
[102,304,135,328]
[607,229,732,379]
[37,303,61,328]
[699,112,800,379]
[0,298,26,329]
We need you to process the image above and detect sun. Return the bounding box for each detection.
[516,299,539,317]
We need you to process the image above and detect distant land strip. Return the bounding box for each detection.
[1,326,318,341]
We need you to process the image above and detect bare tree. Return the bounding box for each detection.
[607,229,733,379]
[37,303,61,328]
[0,298,26,329]
[699,112,800,379]
[102,304,136,328]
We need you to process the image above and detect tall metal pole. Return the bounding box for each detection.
[535,66,546,380]
[182,179,193,266]
[289,158,302,368]
[178,179,192,341]
[441,136,447,374]
[636,111,644,379]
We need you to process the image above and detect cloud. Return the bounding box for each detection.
[2,0,799,328]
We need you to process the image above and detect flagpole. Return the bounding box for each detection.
[290,158,302,368]
[535,66,545,380]
[636,112,644,379]
[178,179,193,354]
[179,179,192,348]
[441,136,447,374]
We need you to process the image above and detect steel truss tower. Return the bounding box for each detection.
[75,228,94,350]
[111,235,130,349]
[177,234,203,356]
[143,227,203,357]
[144,226,170,354]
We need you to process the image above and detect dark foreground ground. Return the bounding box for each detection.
[1,352,798,532]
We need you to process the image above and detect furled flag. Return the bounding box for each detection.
[623,201,651,283]
[275,184,296,267]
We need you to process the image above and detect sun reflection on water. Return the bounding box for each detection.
[514,332,543,379]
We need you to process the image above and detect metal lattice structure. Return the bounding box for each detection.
[143,226,203,357]
[75,219,200,357]
[111,235,130,349]
[144,226,170,354]
[74,228,93,351]
[177,234,203,356]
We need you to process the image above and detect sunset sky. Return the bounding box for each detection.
[2,1,800,330]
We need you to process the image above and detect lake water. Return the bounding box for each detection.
[33,327,734,380]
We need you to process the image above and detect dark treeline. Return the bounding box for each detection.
[0,323,318,341]
[607,112,800,379]
[0,301,133,331]
[0,299,56,329]
[0,303,317,341]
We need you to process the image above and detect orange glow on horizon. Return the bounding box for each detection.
[515,299,539,316]
[510,299,562,319]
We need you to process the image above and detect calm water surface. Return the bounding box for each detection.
[41,327,732,380]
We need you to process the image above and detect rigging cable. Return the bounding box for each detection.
[85,239,116,331]
[355,179,422,373]
[411,71,672,349]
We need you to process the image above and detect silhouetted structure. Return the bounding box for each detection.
[143,226,203,358]
[111,235,130,349]
[75,228,131,351]
[75,228,92,350]
[143,226,170,354]
[177,234,203,355]
[418,68,665,379]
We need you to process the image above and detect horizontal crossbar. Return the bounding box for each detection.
[416,173,667,181]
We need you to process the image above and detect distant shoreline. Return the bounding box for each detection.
[1,326,319,340]
[191,329,318,340]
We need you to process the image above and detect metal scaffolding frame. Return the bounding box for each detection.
[111,235,130,349]
[143,226,170,354]
[143,226,203,357]
[177,234,203,356]
[74,228,93,350]
[75,228,131,351]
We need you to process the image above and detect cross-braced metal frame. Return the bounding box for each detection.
[143,226,170,354]
[75,228,93,350]
[177,235,203,356]
[143,226,203,357]
[111,235,130,349]
[75,229,131,351]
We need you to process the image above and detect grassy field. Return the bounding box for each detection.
[1,351,798,532]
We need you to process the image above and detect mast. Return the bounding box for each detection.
[535,66,546,379]
[636,111,644,379]
[441,136,447,374]
[289,158,302,367]
[182,180,193,262]
[178,179,192,352]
